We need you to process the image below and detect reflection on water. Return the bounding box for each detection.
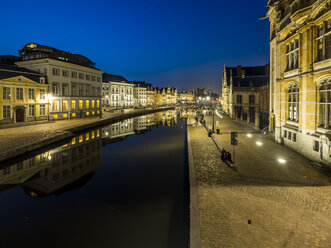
[0,110,188,248]
[0,129,102,197]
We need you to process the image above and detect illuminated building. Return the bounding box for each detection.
[267,0,331,163]
[0,64,49,124]
[222,64,270,129]
[102,73,134,108]
[16,43,102,119]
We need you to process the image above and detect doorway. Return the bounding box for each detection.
[16,108,24,122]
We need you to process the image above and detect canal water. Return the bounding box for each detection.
[0,110,189,248]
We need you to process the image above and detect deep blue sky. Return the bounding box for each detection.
[0,0,269,92]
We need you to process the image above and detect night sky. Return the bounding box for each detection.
[0,0,269,92]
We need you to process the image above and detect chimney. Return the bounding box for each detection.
[236,65,242,76]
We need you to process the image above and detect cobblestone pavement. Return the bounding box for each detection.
[188,115,331,248]
[0,108,157,162]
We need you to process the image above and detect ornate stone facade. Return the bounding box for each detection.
[267,0,331,163]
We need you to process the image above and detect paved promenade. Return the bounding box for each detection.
[188,114,331,248]
[0,107,172,163]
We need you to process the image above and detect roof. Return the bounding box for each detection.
[102,73,131,84]
[18,43,97,69]
[232,75,269,88]
[0,63,47,84]
[131,81,153,89]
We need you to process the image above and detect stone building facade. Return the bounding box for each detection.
[222,64,270,129]
[0,64,49,124]
[102,73,133,108]
[267,0,331,164]
[16,43,102,120]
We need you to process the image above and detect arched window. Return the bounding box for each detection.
[287,84,299,121]
[319,78,331,129]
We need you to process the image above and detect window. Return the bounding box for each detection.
[52,82,60,95]
[97,100,100,108]
[3,166,11,175]
[288,131,291,140]
[52,68,60,76]
[2,106,10,119]
[79,100,83,110]
[86,85,90,96]
[236,95,242,104]
[17,162,23,171]
[40,89,46,100]
[319,79,331,129]
[97,77,101,82]
[286,39,299,71]
[86,74,90,80]
[313,140,319,152]
[91,100,95,108]
[79,84,84,96]
[16,88,23,100]
[3,87,10,100]
[62,70,69,77]
[91,75,96,81]
[62,83,69,96]
[40,104,46,115]
[72,100,76,110]
[28,105,35,116]
[86,100,90,109]
[91,86,96,96]
[317,20,331,61]
[79,73,84,79]
[28,89,35,100]
[97,87,101,96]
[63,100,68,111]
[287,84,299,121]
[71,71,77,78]
[284,130,287,138]
[293,133,296,142]
[71,83,77,96]
[52,100,59,111]
[249,107,255,123]
[249,95,255,104]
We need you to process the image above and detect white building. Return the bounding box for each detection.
[132,82,146,107]
[102,73,134,108]
[16,43,102,120]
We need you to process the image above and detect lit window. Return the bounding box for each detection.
[287,84,299,121]
[28,105,35,116]
[319,78,331,129]
[52,100,59,111]
[86,100,90,109]
[317,20,331,61]
[63,100,68,111]
[79,100,83,110]
[16,88,23,100]
[40,89,46,100]
[91,100,95,108]
[63,113,68,118]
[28,88,35,100]
[72,100,76,110]
[286,39,299,71]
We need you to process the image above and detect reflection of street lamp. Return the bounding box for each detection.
[206,96,211,101]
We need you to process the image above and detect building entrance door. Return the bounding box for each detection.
[16,109,24,122]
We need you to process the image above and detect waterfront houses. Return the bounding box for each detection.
[0,64,49,124]
[222,64,270,129]
[102,73,134,108]
[178,90,196,104]
[16,43,102,120]
[267,0,331,163]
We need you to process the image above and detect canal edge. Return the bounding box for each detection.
[0,107,174,163]
[187,118,202,248]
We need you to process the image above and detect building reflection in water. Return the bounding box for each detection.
[0,110,179,197]
[0,129,103,197]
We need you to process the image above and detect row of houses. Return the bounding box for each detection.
[222,0,330,164]
[0,43,194,125]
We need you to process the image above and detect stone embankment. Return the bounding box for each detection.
[0,107,174,163]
